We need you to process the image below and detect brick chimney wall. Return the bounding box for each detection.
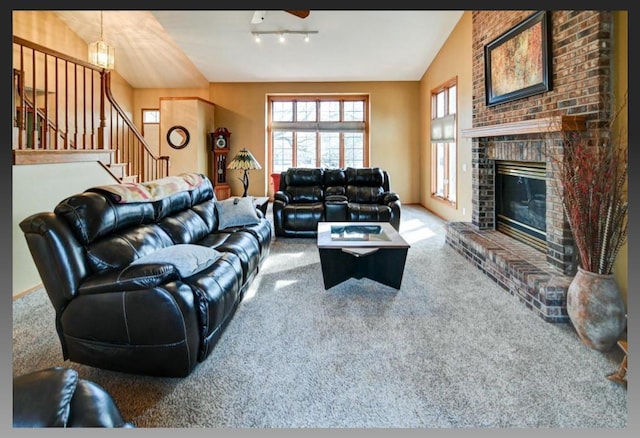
[469,10,613,275]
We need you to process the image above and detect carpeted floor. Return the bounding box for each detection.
[12,204,627,428]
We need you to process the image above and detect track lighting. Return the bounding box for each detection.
[251,30,319,43]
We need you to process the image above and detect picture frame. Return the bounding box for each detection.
[484,11,552,107]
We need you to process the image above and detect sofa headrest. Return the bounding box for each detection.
[55,192,156,245]
[345,167,385,187]
[60,173,212,244]
[285,168,324,186]
[324,168,346,186]
[190,176,214,205]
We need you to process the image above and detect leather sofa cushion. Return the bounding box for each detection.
[85,224,174,272]
[159,208,213,244]
[282,203,325,231]
[152,191,193,221]
[286,186,324,203]
[348,203,393,223]
[285,167,324,186]
[324,168,345,184]
[345,167,385,186]
[55,192,156,245]
[189,176,215,205]
[346,185,384,204]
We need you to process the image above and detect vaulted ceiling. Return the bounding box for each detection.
[55,10,465,89]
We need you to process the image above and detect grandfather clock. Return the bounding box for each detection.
[210,128,231,200]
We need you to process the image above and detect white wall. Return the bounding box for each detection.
[13,162,118,296]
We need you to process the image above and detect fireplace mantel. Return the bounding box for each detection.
[461,115,586,138]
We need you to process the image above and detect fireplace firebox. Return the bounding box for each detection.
[495,161,546,252]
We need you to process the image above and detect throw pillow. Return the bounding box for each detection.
[130,244,222,278]
[217,197,259,229]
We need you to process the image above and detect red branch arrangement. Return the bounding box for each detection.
[555,101,628,275]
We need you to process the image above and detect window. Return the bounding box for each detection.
[430,79,457,206]
[142,109,160,124]
[268,96,369,174]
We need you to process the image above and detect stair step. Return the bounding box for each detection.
[108,163,128,178]
[122,175,139,184]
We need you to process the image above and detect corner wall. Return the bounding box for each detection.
[12,163,119,297]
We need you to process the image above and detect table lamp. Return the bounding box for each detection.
[227,148,262,197]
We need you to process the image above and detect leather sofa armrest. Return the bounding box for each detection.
[67,379,134,427]
[13,367,133,428]
[13,367,79,427]
[382,191,400,204]
[78,264,180,295]
[274,191,291,204]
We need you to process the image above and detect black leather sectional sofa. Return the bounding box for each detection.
[273,167,401,237]
[20,173,271,377]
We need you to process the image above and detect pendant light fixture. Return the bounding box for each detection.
[88,11,115,70]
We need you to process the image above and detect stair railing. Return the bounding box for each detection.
[12,35,169,182]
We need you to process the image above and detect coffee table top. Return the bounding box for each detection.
[317,222,409,249]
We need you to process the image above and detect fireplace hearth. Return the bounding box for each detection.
[445,116,585,323]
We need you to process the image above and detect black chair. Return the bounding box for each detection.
[13,367,134,428]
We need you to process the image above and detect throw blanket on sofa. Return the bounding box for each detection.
[91,173,206,203]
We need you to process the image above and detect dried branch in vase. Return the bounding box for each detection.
[553,94,628,275]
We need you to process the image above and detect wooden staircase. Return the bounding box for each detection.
[12,36,168,184]
[108,162,138,183]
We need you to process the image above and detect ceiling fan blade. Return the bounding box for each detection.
[251,10,266,24]
[285,10,310,19]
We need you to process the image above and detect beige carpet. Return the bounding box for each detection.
[12,205,627,428]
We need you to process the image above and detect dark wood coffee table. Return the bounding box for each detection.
[317,222,410,290]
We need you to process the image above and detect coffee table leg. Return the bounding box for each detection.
[365,248,408,289]
[319,249,354,289]
[318,247,408,290]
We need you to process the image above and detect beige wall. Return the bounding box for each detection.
[419,11,473,222]
[13,163,119,296]
[133,89,210,130]
[612,10,628,305]
[209,82,421,201]
[159,98,215,177]
[13,11,87,60]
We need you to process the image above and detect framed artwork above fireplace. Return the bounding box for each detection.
[484,11,552,106]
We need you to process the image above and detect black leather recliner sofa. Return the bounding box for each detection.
[19,173,271,377]
[13,367,134,427]
[273,167,401,237]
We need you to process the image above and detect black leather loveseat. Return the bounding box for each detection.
[273,167,401,237]
[20,173,271,377]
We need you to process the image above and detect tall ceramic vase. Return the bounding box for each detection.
[566,267,626,352]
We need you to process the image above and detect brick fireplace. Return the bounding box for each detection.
[446,117,584,322]
[445,10,613,323]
